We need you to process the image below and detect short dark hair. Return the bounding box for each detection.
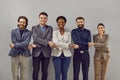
[56,16,67,22]
[76,16,85,21]
[39,12,48,17]
[17,16,28,27]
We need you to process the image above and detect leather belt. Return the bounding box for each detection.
[80,50,88,53]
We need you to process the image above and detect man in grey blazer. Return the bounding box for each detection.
[30,12,53,80]
[9,16,31,80]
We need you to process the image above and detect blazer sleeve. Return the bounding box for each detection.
[53,31,71,49]
[32,26,53,47]
[11,30,18,43]
[12,30,31,49]
[93,34,109,48]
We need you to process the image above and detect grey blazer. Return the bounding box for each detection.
[93,34,110,60]
[9,28,31,57]
[32,24,53,57]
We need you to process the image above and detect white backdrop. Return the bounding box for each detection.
[0,0,120,80]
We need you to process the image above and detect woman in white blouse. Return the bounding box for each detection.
[51,16,72,80]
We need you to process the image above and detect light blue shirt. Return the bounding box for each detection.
[41,26,45,33]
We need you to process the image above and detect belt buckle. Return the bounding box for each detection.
[80,51,84,53]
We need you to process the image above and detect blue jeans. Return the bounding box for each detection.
[53,53,71,80]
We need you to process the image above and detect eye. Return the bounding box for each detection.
[19,21,26,24]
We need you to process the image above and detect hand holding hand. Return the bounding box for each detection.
[28,44,36,49]
[70,43,79,49]
[48,41,56,48]
[73,44,79,49]
[9,43,14,48]
[69,44,74,48]
[88,42,94,47]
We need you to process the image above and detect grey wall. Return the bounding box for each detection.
[0,0,120,80]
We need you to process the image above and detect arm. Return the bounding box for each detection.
[71,30,91,47]
[71,29,91,48]
[11,30,18,43]
[32,26,53,47]
[14,31,31,48]
[71,30,82,49]
[82,30,91,46]
[93,34,109,48]
[53,31,71,49]
[71,30,81,45]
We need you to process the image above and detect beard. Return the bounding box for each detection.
[78,24,84,29]
[17,24,26,29]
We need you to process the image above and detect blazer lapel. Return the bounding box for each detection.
[36,25,43,37]
[16,28,21,40]
[21,29,26,39]
[96,34,106,42]
[35,25,49,38]
[43,27,47,35]
[42,25,49,38]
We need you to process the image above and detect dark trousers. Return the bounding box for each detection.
[53,53,70,80]
[32,52,50,80]
[73,52,90,80]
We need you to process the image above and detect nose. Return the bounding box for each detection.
[20,22,24,24]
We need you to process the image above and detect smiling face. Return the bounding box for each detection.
[57,18,66,30]
[97,25,105,34]
[18,18,27,30]
[76,19,84,28]
[39,14,48,26]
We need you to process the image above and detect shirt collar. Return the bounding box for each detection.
[78,27,85,31]
[97,33,105,37]
[18,28,26,31]
[39,24,47,28]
